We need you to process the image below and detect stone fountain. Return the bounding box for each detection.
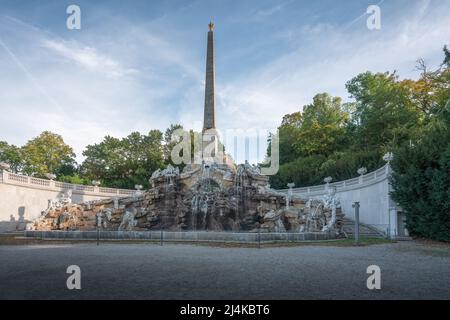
[29,23,344,236]
[30,161,344,235]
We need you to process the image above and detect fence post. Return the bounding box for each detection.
[96,212,101,246]
[353,202,360,246]
[258,228,261,249]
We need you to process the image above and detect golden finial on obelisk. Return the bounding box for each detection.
[208,20,214,31]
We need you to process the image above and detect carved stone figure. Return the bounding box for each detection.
[118,207,137,231]
[150,168,161,180]
[32,160,345,235]
[60,190,72,205]
[96,212,102,228]
[321,187,341,232]
[96,208,113,229]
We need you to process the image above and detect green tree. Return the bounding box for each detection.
[391,101,450,242]
[20,131,76,178]
[58,173,89,185]
[390,49,450,242]
[270,154,327,189]
[346,71,420,151]
[0,141,22,173]
[81,130,165,189]
[277,112,303,163]
[296,93,348,157]
[164,124,184,166]
[268,93,350,188]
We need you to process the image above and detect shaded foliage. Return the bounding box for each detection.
[390,86,450,242]
[269,47,450,242]
[81,130,165,189]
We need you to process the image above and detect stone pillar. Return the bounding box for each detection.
[0,170,4,183]
[357,167,367,184]
[203,22,216,130]
[384,152,398,238]
[202,22,219,164]
[0,162,11,184]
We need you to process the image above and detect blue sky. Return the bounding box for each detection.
[0,0,449,164]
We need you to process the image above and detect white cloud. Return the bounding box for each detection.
[42,39,137,79]
[0,16,196,162]
[255,1,293,17]
[0,0,449,166]
[216,0,450,137]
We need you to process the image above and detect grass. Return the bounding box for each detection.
[0,233,393,248]
[414,246,450,257]
[414,237,450,248]
[174,238,394,248]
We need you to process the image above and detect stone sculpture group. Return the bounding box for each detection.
[30,162,344,236]
[29,23,344,236]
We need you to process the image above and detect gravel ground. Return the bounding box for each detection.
[0,241,449,300]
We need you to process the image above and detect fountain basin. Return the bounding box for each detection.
[24,230,341,242]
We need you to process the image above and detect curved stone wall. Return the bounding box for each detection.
[0,165,405,237]
[277,164,403,238]
[0,170,134,231]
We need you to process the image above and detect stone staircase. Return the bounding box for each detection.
[342,218,386,239]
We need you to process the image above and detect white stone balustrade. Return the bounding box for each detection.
[277,164,401,238]
[0,170,133,197]
[0,169,135,230]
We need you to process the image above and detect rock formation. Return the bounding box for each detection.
[30,163,344,236]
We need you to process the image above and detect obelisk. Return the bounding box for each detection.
[202,21,219,163]
[203,21,216,130]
